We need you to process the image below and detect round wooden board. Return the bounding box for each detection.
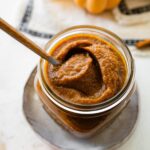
[23,68,139,150]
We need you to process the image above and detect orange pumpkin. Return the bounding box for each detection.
[74,0,121,14]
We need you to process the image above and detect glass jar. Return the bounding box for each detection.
[34,25,135,138]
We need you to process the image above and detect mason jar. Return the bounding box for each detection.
[34,25,135,138]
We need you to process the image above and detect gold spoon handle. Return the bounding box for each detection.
[0,18,59,65]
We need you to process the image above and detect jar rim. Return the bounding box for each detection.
[38,25,135,115]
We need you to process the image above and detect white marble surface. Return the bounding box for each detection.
[0,0,150,150]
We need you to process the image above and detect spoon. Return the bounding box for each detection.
[0,18,60,65]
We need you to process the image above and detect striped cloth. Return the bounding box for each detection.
[17,0,150,56]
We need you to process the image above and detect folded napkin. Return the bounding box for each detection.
[114,0,150,25]
[17,0,150,56]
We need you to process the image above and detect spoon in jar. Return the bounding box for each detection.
[0,18,60,65]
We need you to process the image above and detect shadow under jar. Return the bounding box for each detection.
[34,25,135,138]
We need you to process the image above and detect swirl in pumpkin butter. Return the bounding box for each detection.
[44,34,127,104]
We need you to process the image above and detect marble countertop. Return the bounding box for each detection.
[0,0,150,150]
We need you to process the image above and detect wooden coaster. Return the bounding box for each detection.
[23,68,139,150]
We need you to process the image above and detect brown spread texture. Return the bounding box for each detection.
[44,34,127,104]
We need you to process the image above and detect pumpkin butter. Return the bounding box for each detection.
[44,34,127,104]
